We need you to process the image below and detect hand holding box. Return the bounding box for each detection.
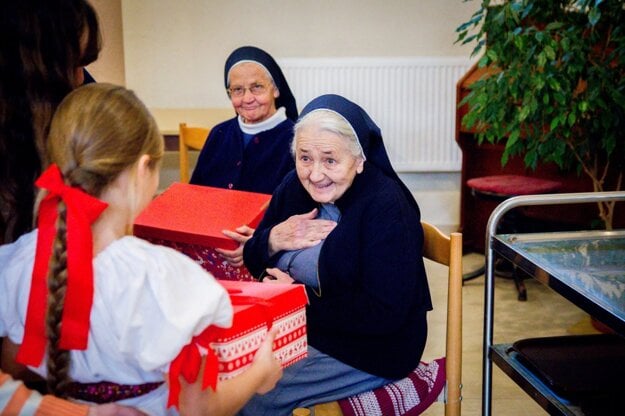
[134,183,271,280]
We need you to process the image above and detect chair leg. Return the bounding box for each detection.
[462,264,484,283]
[461,253,485,283]
[313,402,343,416]
[292,402,344,416]
[513,266,527,301]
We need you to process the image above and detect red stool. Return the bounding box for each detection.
[466,175,562,300]
[467,175,562,199]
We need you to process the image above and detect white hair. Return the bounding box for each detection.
[291,109,366,160]
[226,60,276,89]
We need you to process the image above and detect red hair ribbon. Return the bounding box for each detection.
[166,292,274,409]
[17,164,108,366]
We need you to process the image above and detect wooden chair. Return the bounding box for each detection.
[178,122,210,183]
[293,221,463,416]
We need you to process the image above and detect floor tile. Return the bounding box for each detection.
[422,259,597,416]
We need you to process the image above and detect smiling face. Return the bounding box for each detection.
[295,125,364,204]
[227,62,279,124]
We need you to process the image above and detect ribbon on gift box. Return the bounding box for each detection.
[226,288,275,332]
[167,290,275,409]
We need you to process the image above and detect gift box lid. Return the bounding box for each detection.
[134,183,271,250]
[213,280,309,340]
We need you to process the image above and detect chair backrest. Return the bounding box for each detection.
[421,221,463,416]
[179,122,210,183]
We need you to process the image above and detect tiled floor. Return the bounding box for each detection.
[419,254,597,416]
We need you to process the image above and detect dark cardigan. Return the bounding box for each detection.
[190,117,295,195]
[244,165,432,379]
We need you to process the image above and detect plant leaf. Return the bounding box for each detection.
[588,8,601,26]
[519,105,531,122]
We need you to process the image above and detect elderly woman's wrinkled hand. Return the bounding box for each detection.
[268,208,336,256]
[261,267,294,284]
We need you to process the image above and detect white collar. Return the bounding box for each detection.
[238,107,287,135]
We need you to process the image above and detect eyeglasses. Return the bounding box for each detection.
[227,83,268,98]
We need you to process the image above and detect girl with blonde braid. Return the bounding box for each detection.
[0,83,281,416]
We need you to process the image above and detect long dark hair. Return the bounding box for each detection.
[0,0,101,244]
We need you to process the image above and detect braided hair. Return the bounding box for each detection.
[42,83,163,396]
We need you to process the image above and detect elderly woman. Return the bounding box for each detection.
[190,45,297,194]
[190,46,298,267]
[241,94,433,414]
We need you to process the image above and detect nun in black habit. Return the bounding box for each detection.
[240,94,432,415]
[190,45,297,193]
[190,46,298,267]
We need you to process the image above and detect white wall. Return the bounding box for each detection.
[121,0,477,108]
[88,0,125,85]
[121,0,477,229]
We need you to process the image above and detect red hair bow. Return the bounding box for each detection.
[17,164,108,366]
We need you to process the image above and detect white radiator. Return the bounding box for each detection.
[279,57,472,172]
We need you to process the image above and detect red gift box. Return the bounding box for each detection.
[133,183,271,280]
[213,280,309,380]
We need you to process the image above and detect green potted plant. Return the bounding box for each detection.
[456,0,625,229]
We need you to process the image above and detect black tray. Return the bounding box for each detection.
[512,334,625,414]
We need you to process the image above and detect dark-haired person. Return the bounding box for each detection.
[0,0,101,245]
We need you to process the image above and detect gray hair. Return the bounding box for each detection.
[226,60,276,90]
[291,109,365,160]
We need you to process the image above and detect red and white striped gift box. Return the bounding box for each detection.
[212,280,309,379]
